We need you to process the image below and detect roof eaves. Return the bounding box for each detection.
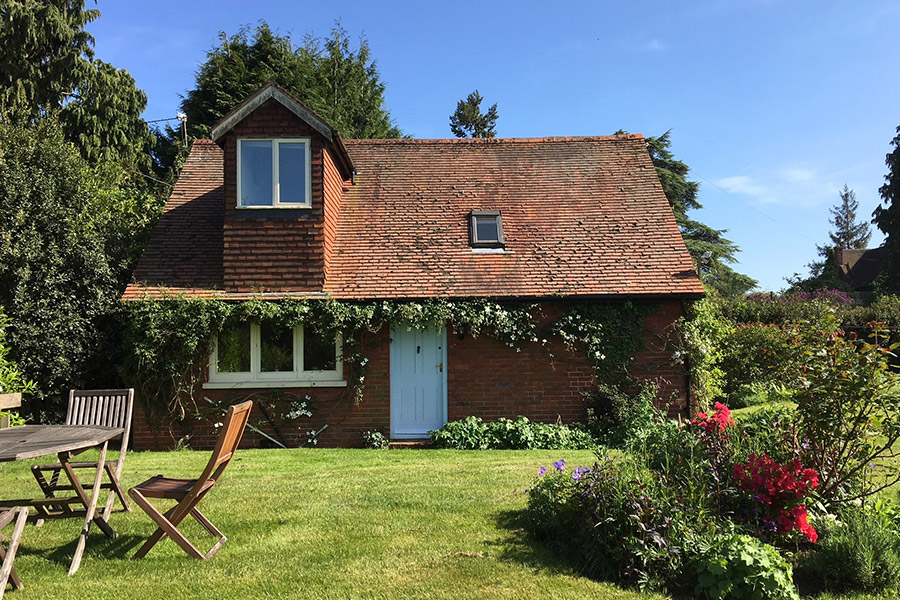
[210,82,334,142]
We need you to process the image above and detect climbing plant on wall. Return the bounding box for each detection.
[120,297,659,427]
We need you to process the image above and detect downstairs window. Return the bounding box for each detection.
[209,322,342,385]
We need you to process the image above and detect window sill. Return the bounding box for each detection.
[203,380,347,389]
[471,248,514,254]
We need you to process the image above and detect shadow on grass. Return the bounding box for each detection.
[17,533,146,567]
[489,508,581,577]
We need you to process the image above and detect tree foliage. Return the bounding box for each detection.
[179,22,401,140]
[788,184,870,293]
[645,131,757,297]
[449,90,499,138]
[874,126,900,293]
[0,117,160,419]
[0,0,154,170]
[829,185,871,250]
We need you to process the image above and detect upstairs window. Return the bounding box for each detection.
[469,210,504,248]
[238,139,311,208]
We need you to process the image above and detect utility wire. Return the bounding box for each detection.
[693,171,818,244]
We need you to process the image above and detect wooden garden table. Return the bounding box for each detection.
[0,424,124,575]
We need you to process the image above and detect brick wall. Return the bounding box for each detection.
[221,99,329,293]
[322,147,347,275]
[130,300,688,450]
[630,300,689,414]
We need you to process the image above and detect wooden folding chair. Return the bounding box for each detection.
[31,389,134,522]
[129,400,253,560]
[0,507,27,598]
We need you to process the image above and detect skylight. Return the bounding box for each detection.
[469,211,504,248]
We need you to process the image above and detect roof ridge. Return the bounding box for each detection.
[342,134,645,145]
[193,134,645,146]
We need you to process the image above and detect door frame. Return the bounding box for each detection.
[389,325,448,439]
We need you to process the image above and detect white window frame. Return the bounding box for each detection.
[237,138,312,208]
[207,324,344,388]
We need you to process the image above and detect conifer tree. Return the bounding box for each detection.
[179,22,401,140]
[0,0,153,170]
[828,185,871,249]
[874,126,900,292]
[449,90,499,138]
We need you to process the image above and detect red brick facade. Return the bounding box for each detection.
[129,300,688,450]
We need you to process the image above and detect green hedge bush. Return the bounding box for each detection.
[429,416,597,450]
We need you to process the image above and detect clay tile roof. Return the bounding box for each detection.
[122,139,224,300]
[124,134,704,301]
[325,135,703,299]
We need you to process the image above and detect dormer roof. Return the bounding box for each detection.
[210,80,354,179]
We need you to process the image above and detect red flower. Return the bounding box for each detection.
[734,454,819,543]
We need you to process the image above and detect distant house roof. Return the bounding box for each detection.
[124,134,703,301]
[835,246,889,290]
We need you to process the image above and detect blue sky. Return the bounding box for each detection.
[87,1,899,292]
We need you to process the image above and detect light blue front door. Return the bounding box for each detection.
[390,326,447,439]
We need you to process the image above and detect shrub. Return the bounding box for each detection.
[430,416,597,450]
[692,533,800,600]
[575,457,692,590]
[679,297,733,411]
[522,461,582,554]
[803,504,900,594]
[361,430,389,449]
[430,416,491,449]
[591,381,662,448]
[793,318,900,502]
[732,404,797,465]
[718,323,797,402]
[0,308,34,396]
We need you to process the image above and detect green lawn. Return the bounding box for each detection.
[2,447,890,599]
[2,448,666,600]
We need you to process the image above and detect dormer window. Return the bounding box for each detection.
[469,210,504,248]
[238,138,311,208]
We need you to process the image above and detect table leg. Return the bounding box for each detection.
[64,442,114,575]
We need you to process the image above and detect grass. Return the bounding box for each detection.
[2,448,667,600]
[2,447,893,600]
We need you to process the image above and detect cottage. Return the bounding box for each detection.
[123,82,704,449]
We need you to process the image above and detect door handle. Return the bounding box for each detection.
[439,362,443,373]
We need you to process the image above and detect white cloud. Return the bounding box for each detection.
[712,167,844,208]
[716,175,768,197]
[643,39,666,51]
[782,168,816,182]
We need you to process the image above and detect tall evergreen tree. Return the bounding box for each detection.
[828,184,871,249]
[179,22,401,140]
[0,0,154,170]
[874,126,900,292]
[449,90,499,138]
[644,131,757,297]
[790,184,871,292]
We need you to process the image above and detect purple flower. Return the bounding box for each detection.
[572,467,589,482]
[553,459,566,472]
[537,466,547,477]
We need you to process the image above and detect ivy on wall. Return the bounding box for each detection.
[120,297,659,427]
[552,302,658,387]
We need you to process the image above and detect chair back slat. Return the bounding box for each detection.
[66,389,134,430]
[65,389,135,477]
[191,401,253,494]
